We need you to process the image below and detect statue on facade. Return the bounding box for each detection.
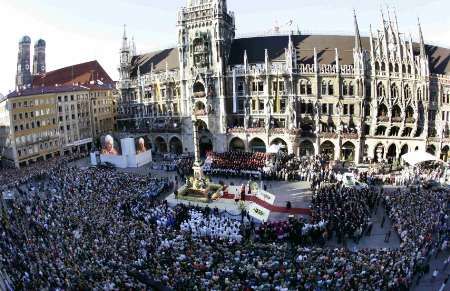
[208,84,215,97]
[244,99,250,129]
[288,101,297,129]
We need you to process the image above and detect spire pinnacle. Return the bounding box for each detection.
[353,9,362,52]
[417,17,425,57]
[122,24,129,51]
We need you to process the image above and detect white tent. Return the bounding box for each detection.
[267,144,284,154]
[401,151,438,166]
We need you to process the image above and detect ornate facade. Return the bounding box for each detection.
[117,0,450,163]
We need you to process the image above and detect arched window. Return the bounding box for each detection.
[391,84,398,98]
[349,82,354,96]
[402,64,406,73]
[404,85,411,99]
[306,81,312,95]
[300,81,306,95]
[381,62,386,71]
[377,82,385,97]
[408,65,412,74]
[328,81,334,96]
[342,81,348,96]
[321,81,327,95]
[394,63,399,73]
[389,63,393,73]
[417,88,422,100]
[375,62,380,71]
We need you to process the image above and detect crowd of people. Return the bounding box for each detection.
[0,153,87,189]
[203,151,337,187]
[175,157,194,178]
[141,177,173,198]
[0,151,448,290]
[263,153,336,186]
[394,162,446,186]
[311,184,378,243]
[204,152,266,178]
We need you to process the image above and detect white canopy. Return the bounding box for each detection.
[401,151,438,166]
[267,144,284,154]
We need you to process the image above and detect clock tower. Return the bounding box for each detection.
[177,0,235,152]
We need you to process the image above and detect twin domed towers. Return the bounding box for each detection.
[16,36,46,90]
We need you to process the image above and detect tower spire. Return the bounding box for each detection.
[122,24,129,51]
[417,17,426,57]
[131,36,137,56]
[353,9,362,52]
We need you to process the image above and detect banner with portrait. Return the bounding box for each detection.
[135,136,151,155]
[100,134,122,156]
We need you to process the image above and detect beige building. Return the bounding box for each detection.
[1,56,118,167]
[118,0,450,164]
[1,83,117,168]
[0,89,60,167]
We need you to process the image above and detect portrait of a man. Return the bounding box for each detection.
[101,135,119,155]
[136,137,147,154]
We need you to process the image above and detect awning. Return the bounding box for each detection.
[401,151,438,166]
[267,144,285,154]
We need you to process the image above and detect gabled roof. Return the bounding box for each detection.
[6,82,115,99]
[32,60,114,87]
[130,48,179,78]
[7,85,87,99]
[130,34,450,76]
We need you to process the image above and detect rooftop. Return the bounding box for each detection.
[7,82,114,99]
[32,60,114,88]
[129,34,450,77]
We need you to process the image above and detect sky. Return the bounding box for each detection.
[0,0,449,95]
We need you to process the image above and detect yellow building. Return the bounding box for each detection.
[1,84,117,168]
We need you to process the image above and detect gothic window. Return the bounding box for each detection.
[377,83,385,97]
[326,83,333,96]
[394,63,399,73]
[381,62,386,71]
[300,81,306,95]
[408,65,412,74]
[402,64,406,73]
[404,85,411,99]
[342,81,348,96]
[321,81,327,95]
[417,88,422,100]
[306,81,312,95]
[378,104,388,117]
[389,63,393,73]
[391,84,399,98]
[375,62,380,71]
[349,82,354,96]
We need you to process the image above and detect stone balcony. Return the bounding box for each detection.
[193,91,206,98]
[227,127,266,134]
[319,132,338,139]
[341,133,359,139]
[149,127,182,134]
[269,128,301,135]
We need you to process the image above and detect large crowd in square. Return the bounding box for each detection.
[0,153,448,290]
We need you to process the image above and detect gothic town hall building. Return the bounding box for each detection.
[117,0,450,164]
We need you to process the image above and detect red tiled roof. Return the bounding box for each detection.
[32,60,113,87]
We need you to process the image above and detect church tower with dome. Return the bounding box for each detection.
[16,36,32,89]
